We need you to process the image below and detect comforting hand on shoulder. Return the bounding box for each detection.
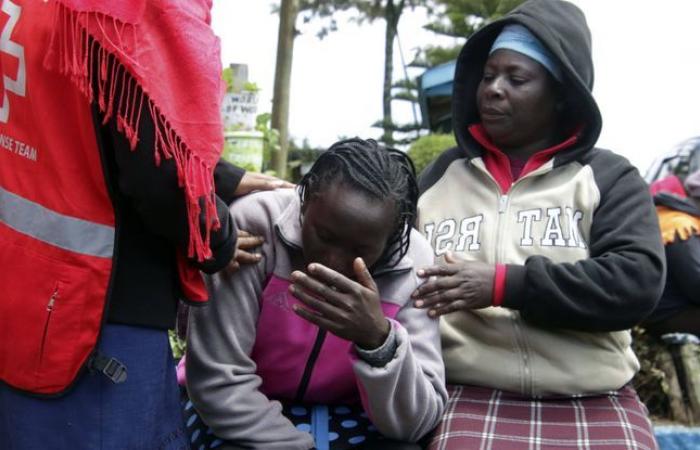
[290,258,390,350]
[412,252,495,317]
[234,172,294,196]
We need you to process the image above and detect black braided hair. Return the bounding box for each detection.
[298,138,418,270]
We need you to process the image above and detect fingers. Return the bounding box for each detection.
[306,263,357,294]
[353,258,378,293]
[267,179,295,190]
[412,276,460,300]
[413,285,466,309]
[444,251,459,264]
[289,282,344,318]
[236,230,264,250]
[427,299,469,318]
[254,172,295,189]
[292,303,337,332]
[235,249,261,265]
[416,264,458,278]
[232,230,263,267]
[227,250,260,274]
[290,270,348,310]
[225,259,240,274]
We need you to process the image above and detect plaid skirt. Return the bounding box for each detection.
[426,384,658,450]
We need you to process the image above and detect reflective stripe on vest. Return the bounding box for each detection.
[0,186,114,258]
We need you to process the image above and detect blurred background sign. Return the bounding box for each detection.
[223,130,264,172]
[222,91,259,131]
[221,63,264,172]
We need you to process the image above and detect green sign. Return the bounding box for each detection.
[222,131,264,172]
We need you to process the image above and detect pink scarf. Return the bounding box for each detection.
[44,0,224,263]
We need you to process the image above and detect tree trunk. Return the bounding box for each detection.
[271,0,299,179]
[381,0,401,146]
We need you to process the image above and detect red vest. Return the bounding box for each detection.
[2,0,221,395]
[0,0,113,395]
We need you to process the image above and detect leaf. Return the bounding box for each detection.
[392,91,418,102]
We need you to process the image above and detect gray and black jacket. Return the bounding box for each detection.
[417,0,665,396]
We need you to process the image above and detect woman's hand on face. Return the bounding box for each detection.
[226,230,264,273]
[412,252,495,317]
[290,258,390,350]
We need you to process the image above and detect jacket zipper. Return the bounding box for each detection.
[473,163,536,395]
[496,180,536,395]
[495,188,533,393]
[295,328,327,402]
[38,286,60,369]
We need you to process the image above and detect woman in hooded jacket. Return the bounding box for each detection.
[413,1,665,448]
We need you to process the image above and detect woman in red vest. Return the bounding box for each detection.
[0,1,287,448]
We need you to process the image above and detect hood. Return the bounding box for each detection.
[452,0,602,160]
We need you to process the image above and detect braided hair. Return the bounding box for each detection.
[298,138,418,270]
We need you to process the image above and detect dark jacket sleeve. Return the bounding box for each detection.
[101,86,237,274]
[215,159,246,206]
[503,151,666,331]
[666,236,700,304]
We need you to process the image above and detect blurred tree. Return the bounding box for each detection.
[271,0,301,179]
[412,0,525,68]
[267,0,523,169]
[300,0,428,146]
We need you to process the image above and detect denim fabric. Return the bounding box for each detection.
[0,324,187,450]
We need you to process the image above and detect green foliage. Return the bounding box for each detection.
[392,78,419,90]
[223,69,260,95]
[392,91,419,102]
[168,329,186,360]
[411,45,462,68]
[228,158,260,173]
[425,0,524,38]
[287,139,325,183]
[299,0,427,29]
[256,113,280,173]
[407,133,455,174]
[372,119,423,133]
[243,82,261,93]
[414,0,525,68]
[222,67,234,93]
[253,113,325,181]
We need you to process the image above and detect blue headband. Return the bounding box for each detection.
[489,24,563,82]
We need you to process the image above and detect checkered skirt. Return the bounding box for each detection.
[426,385,658,450]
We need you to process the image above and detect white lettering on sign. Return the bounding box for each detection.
[221,92,258,130]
